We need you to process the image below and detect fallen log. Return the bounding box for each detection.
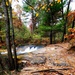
[32,68,72,75]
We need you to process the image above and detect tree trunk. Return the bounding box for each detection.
[2,0,14,70]
[62,0,72,42]
[72,20,74,28]
[0,24,2,42]
[61,0,64,20]
[31,9,37,33]
[50,12,54,44]
[9,3,18,71]
[47,0,53,44]
[31,10,34,33]
[50,30,53,44]
[0,30,2,43]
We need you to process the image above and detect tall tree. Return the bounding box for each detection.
[23,0,38,32]
[38,0,66,44]
[2,0,14,69]
[9,0,18,71]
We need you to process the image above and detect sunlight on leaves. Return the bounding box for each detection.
[9,0,12,3]
[41,4,47,10]
[6,2,8,6]
[36,13,39,17]
[57,0,61,3]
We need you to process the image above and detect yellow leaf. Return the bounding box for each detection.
[41,6,45,9]
[36,13,39,17]
[57,0,61,3]
[6,2,9,6]
[41,4,47,10]
[9,0,12,3]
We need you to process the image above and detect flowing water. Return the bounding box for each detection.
[1,45,44,55]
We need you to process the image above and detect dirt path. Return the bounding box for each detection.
[12,43,75,75]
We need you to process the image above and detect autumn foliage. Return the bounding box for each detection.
[12,11,22,29]
[13,17,22,29]
[65,28,75,40]
[67,10,75,26]
[64,28,75,49]
[64,10,75,48]
[64,10,75,39]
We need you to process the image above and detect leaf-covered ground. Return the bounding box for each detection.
[11,43,75,75]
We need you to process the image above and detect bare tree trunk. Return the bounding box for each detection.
[2,0,14,70]
[9,3,18,71]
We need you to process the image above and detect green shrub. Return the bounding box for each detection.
[32,33,41,40]
[14,25,32,41]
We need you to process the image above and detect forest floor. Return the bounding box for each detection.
[11,43,75,75]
